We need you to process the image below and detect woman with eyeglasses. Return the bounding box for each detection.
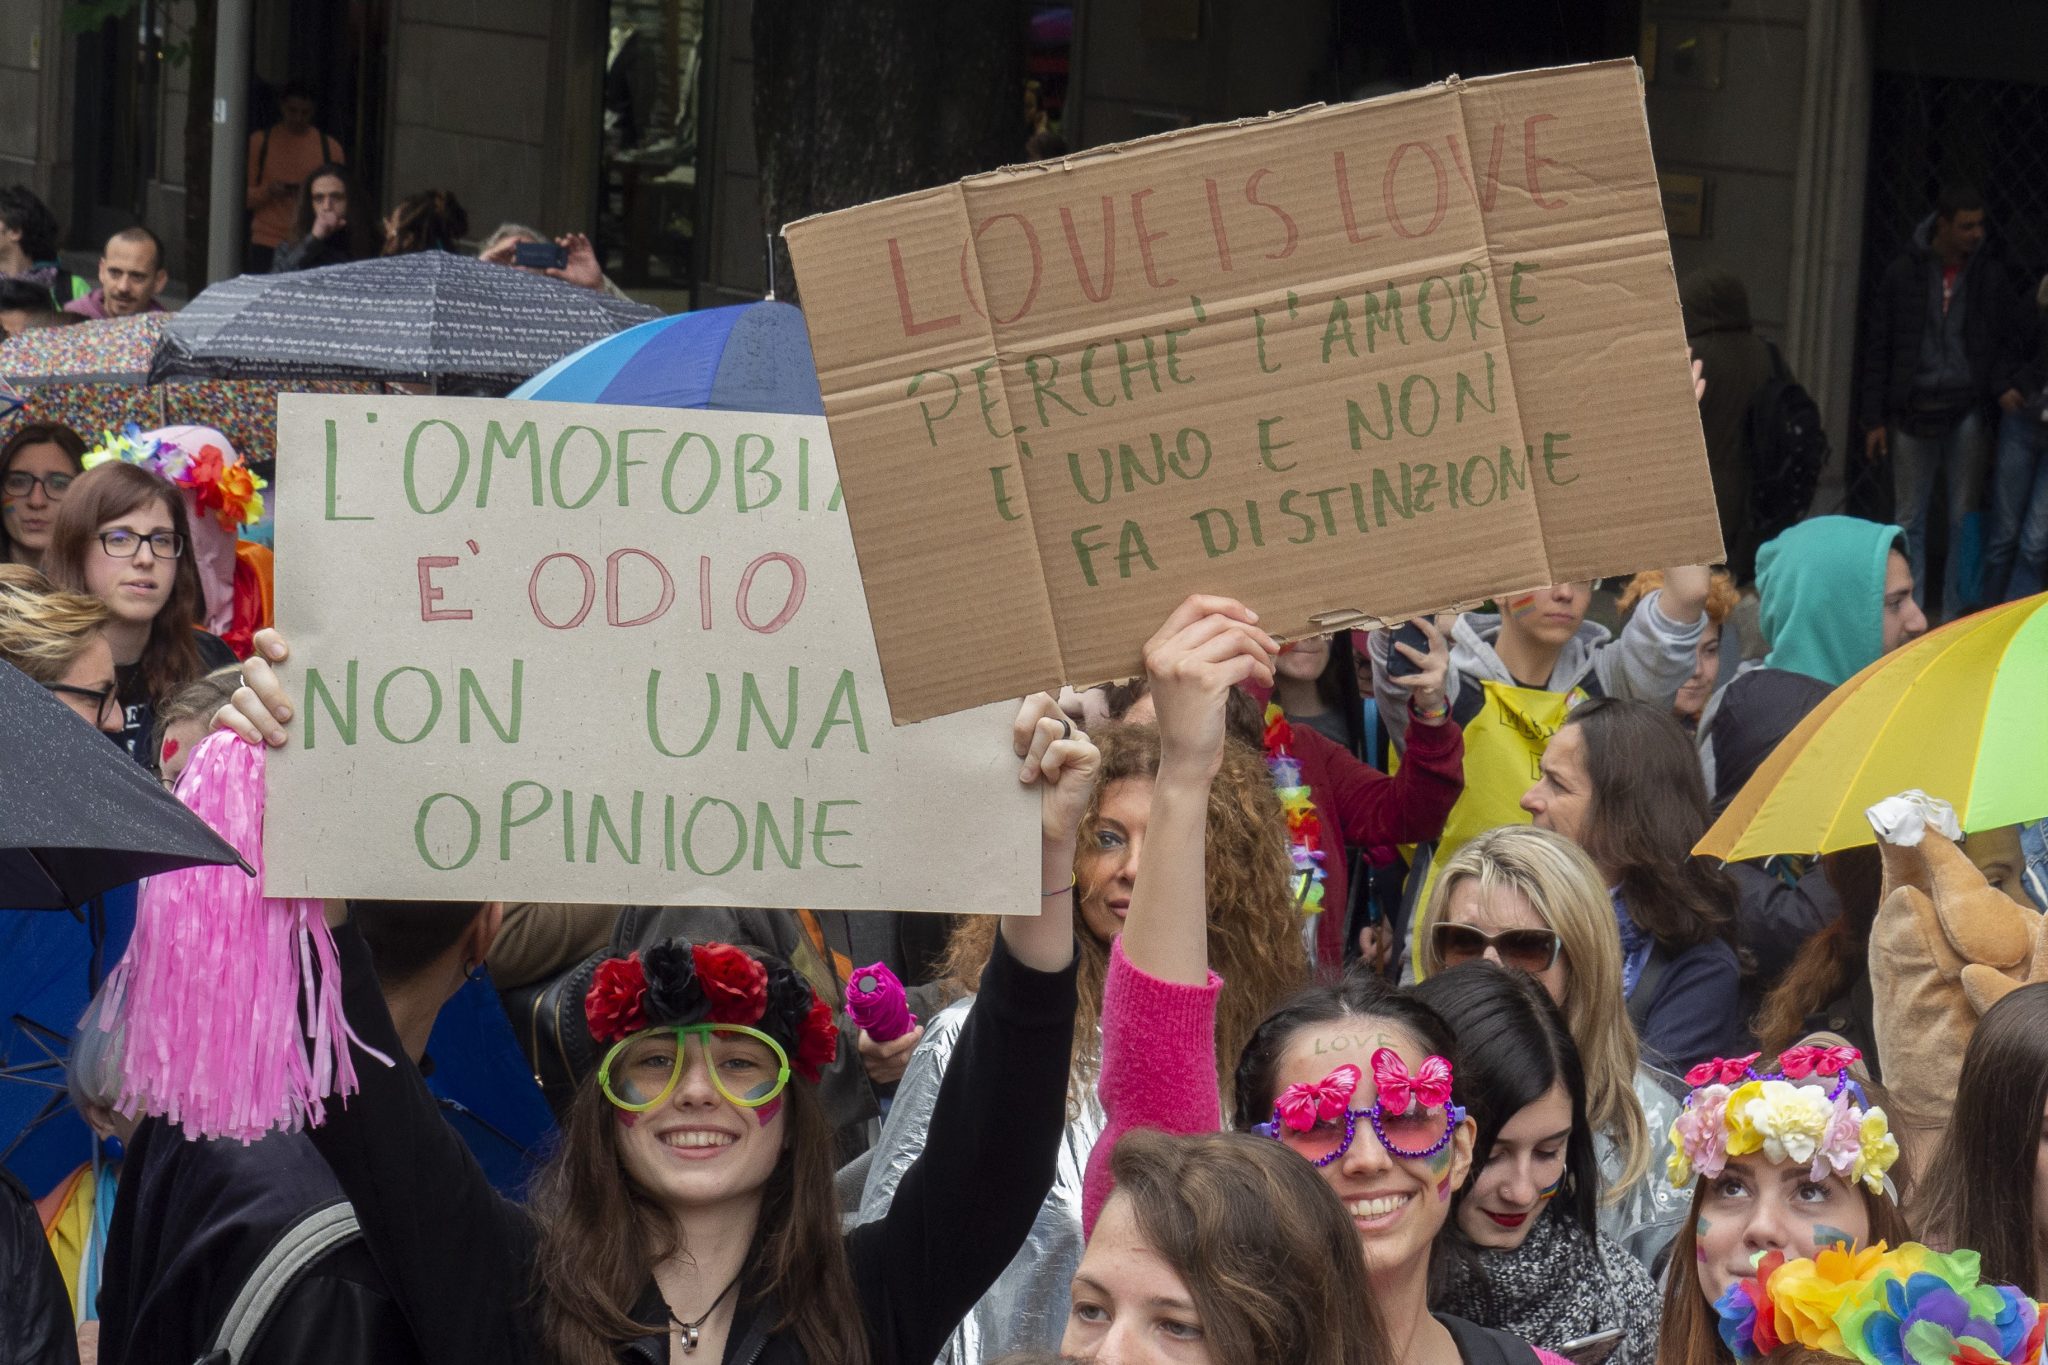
[1,421,87,567]
[1075,596,1564,1365]
[1413,826,1687,1270]
[216,628,1097,1365]
[42,461,235,767]
[0,563,123,735]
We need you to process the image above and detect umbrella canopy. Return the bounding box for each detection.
[510,301,822,414]
[0,890,134,1195]
[0,378,377,474]
[0,662,248,908]
[148,251,661,390]
[0,313,167,386]
[423,971,557,1196]
[1696,592,2048,860]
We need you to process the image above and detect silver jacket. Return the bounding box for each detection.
[856,996,1104,1365]
[1598,1064,1690,1271]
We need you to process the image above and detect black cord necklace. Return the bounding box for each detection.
[670,1271,742,1356]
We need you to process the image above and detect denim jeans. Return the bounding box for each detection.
[1983,408,2048,601]
[1891,408,1991,620]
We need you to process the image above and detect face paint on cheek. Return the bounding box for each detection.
[1812,1224,1854,1252]
[753,1097,783,1128]
[1505,593,1539,620]
[1537,1173,1564,1201]
[1437,1173,1452,1201]
[613,1109,639,1129]
[162,738,181,761]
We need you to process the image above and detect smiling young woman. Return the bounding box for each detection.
[216,633,1099,1365]
[43,461,233,766]
[1072,596,1566,1365]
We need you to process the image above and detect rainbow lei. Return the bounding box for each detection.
[1262,702,1327,916]
[83,423,267,531]
[1714,1242,2047,1365]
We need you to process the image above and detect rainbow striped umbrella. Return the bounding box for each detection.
[1697,592,2048,859]
[510,301,822,414]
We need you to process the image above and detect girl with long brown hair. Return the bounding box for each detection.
[218,629,1098,1365]
[859,710,1306,1363]
[1520,696,1742,1073]
[1078,596,1561,1365]
[1913,982,2048,1297]
[43,459,233,766]
[1653,1049,1911,1365]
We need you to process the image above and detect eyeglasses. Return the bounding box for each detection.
[1254,1050,1466,1167]
[2,471,74,499]
[598,1023,791,1113]
[44,681,120,728]
[97,529,185,559]
[1432,922,1564,974]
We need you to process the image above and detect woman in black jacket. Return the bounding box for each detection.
[271,164,376,272]
[219,632,1095,1365]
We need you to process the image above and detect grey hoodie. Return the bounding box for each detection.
[1370,590,1704,752]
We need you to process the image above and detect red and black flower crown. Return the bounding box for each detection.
[583,940,839,1084]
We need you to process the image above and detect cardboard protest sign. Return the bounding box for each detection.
[265,395,1036,909]
[784,59,1724,723]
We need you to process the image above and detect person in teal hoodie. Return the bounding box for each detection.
[1695,516,1929,1030]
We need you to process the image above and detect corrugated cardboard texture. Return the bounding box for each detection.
[786,60,1725,724]
[265,395,1035,910]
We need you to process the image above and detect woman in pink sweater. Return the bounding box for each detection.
[1076,594,1570,1365]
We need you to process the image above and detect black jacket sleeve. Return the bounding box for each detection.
[844,931,1078,1365]
[305,923,538,1365]
[1,1170,79,1365]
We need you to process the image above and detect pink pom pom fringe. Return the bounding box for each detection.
[99,731,387,1143]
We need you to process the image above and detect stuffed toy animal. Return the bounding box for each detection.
[1867,793,2048,1140]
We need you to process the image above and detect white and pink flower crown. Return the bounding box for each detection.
[1665,1046,1900,1196]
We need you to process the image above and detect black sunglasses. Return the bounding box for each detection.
[1431,922,1564,974]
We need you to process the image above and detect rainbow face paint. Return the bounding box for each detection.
[1437,1173,1453,1201]
[1505,592,1540,619]
[1536,1172,1564,1201]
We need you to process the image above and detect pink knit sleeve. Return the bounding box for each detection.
[1080,935,1224,1237]
[1535,1349,1574,1365]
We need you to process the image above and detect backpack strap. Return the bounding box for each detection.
[210,1199,362,1363]
[1627,944,1673,1032]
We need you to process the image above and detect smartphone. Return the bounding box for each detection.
[514,240,569,270]
[1556,1329,1626,1365]
[1387,619,1432,677]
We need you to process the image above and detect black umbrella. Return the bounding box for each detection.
[146,250,662,392]
[0,661,249,909]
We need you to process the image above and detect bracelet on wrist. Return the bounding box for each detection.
[1411,696,1450,722]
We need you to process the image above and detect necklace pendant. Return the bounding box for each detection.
[679,1321,699,1354]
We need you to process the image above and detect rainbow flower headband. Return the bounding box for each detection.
[84,423,267,530]
[1666,1047,1900,1196]
[1715,1242,2046,1365]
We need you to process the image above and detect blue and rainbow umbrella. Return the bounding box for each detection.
[511,301,823,415]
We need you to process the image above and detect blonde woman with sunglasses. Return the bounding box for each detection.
[1415,825,1687,1269]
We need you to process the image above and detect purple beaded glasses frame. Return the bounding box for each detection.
[1253,1048,1467,1168]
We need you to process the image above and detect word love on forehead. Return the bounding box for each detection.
[263,395,1035,911]
[785,60,1725,722]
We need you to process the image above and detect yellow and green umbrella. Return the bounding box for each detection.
[1696,592,2048,860]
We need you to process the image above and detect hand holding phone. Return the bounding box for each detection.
[513,240,570,271]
